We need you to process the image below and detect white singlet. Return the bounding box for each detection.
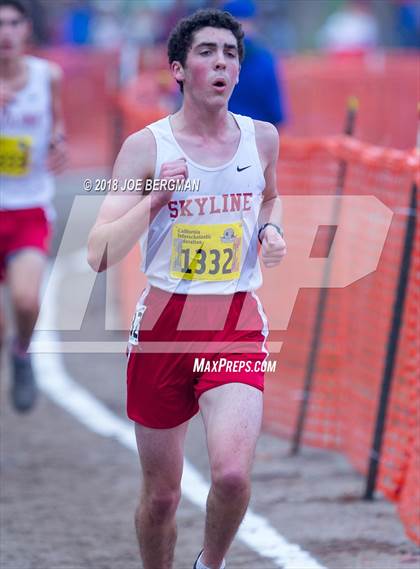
[140,113,265,295]
[0,56,54,215]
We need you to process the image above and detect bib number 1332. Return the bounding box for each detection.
[170,222,243,282]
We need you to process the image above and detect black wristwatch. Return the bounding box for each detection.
[258,223,284,244]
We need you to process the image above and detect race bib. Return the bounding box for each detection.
[170,222,243,281]
[0,135,32,176]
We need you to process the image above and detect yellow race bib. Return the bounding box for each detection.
[170,222,243,281]
[0,135,32,176]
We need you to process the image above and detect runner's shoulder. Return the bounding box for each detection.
[116,128,156,178]
[24,55,62,84]
[253,120,279,165]
[26,54,61,84]
[48,61,63,83]
[121,128,156,159]
[254,120,279,147]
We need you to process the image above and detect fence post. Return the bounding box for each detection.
[290,97,358,455]
[364,181,417,499]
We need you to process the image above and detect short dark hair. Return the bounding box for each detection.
[0,0,29,18]
[168,9,244,93]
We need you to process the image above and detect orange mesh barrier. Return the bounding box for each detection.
[263,137,419,544]
[393,210,420,544]
[378,216,419,501]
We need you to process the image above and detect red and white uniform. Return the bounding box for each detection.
[0,56,53,279]
[127,113,270,428]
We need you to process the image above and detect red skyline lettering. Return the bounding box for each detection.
[210,196,221,214]
[168,201,178,219]
[179,199,193,216]
[243,193,252,211]
[196,197,208,215]
[222,194,229,212]
[166,193,254,218]
[230,194,241,212]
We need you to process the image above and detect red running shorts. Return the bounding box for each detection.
[0,207,50,282]
[126,285,268,428]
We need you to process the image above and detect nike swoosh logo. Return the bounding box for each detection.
[236,165,251,172]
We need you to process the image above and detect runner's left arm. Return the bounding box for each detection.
[255,121,286,268]
[48,62,67,173]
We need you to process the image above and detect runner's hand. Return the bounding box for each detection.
[47,136,68,174]
[261,226,286,268]
[152,157,188,207]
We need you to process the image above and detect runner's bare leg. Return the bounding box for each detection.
[135,420,189,569]
[199,383,263,569]
[7,250,46,349]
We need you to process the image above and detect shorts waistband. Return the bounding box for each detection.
[147,285,251,303]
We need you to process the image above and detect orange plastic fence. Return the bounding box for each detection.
[267,137,419,544]
[393,212,420,545]
[267,140,417,451]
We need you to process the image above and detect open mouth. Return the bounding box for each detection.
[212,79,227,92]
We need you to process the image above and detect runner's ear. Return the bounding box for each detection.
[171,61,185,83]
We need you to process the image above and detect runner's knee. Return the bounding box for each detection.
[143,487,181,523]
[11,291,39,318]
[211,466,250,498]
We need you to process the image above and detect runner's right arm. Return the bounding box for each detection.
[87,128,187,272]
